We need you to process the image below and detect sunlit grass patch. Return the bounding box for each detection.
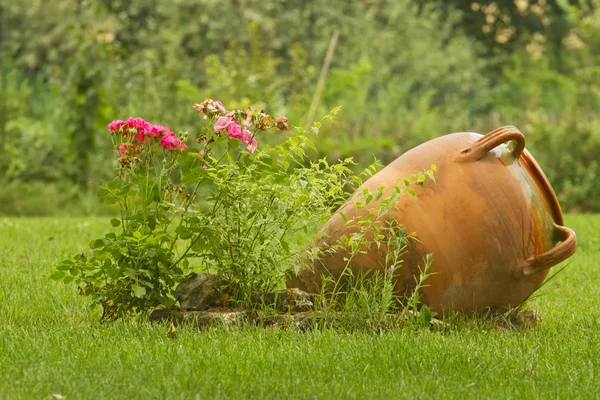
[0,215,598,399]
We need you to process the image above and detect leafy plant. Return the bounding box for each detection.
[53,115,190,319]
[312,164,438,331]
[52,100,355,320]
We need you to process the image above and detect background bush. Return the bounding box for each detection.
[1,0,599,214]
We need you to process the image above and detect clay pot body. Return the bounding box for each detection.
[287,126,577,315]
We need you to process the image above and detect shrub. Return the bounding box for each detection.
[52,101,356,320]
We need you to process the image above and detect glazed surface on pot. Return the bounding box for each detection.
[288,126,577,314]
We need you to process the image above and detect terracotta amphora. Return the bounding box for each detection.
[287,126,577,315]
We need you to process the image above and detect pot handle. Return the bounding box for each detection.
[522,224,577,277]
[457,126,526,163]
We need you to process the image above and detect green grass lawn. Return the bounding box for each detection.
[1,215,598,399]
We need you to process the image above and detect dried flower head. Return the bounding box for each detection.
[243,107,253,127]
[193,99,228,119]
[196,135,207,143]
[118,156,133,169]
[256,112,273,130]
[274,116,289,131]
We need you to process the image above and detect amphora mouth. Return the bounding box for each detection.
[520,149,564,226]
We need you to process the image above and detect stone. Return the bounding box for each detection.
[182,309,251,329]
[257,288,314,313]
[175,273,231,311]
[254,311,321,331]
[150,307,452,332]
[150,307,182,322]
[150,308,251,329]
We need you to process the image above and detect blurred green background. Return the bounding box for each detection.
[1,0,598,216]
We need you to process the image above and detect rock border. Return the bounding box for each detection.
[150,273,541,332]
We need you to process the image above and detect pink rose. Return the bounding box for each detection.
[160,133,181,150]
[213,115,234,132]
[246,138,258,154]
[108,120,126,133]
[227,123,242,139]
[134,129,146,143]
[126,117,148,130]
[146,124,167,137]
[240,128,253,144]
[160,132,188,151]
[125,117,150,142]
[125,116,136,129]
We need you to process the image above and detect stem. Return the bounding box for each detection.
[224,201,237,265]
[173,189,223,266]
[238,193,278,268]
[168,143,231,252]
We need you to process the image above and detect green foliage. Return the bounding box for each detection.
[329,272,398,333]
[313,165,438,332]
[174,110,355,305]
[490,53,579,113]
[55,231,182,320]
[1,0,600,214]
[523,112,600,212]
[51,103,358,319]
[423,0,575,61]
[187,152,353,305]
[0,70,76,182]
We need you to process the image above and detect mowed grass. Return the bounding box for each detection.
[0,215,598,400]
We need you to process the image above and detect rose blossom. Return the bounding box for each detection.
[124,117,151,142]
[108,120,126,133]
[159,130,187,151]
[213,115,234,132]
[134,130,146,142]
[246,138,258,154]
[240,128,253,144]
[146,124,167,137]
[160,132,182,150]
[126,116,149,130]
[227,123,242,139]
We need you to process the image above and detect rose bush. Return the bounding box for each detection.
[53,100,356,320]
